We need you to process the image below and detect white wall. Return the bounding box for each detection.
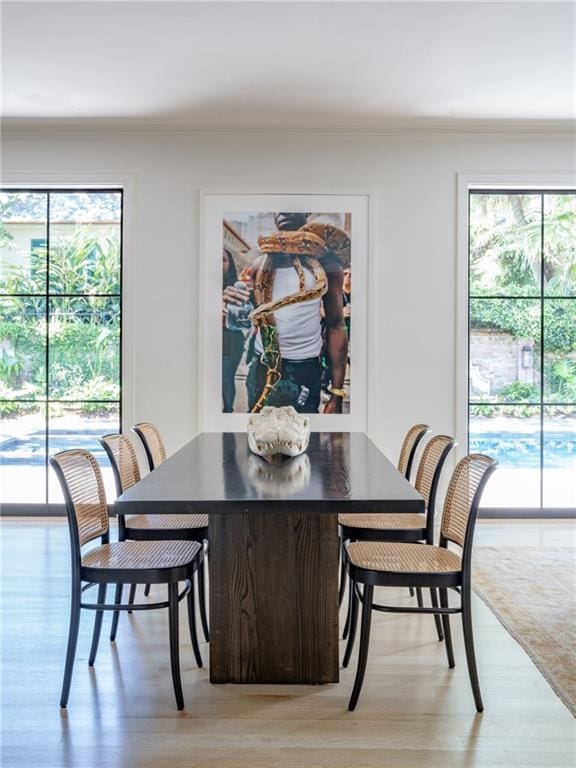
[2,129,573,458]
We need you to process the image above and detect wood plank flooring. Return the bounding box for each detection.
[1,519,574,768]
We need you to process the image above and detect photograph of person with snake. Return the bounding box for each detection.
[222,211,352,414]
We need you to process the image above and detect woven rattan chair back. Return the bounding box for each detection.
[100,433,141,497]
[132,422,166,471]
[50,449,109,548]
[441,454,496,548]
[414,435,456,512]
[397,424,430,480]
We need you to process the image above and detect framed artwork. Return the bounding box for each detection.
[199,192,369,432]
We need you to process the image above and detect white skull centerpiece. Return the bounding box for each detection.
[247,406,311,462]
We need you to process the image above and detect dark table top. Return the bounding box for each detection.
[114,432,424,515]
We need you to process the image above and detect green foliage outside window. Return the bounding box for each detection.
[0,227,120,417]
[471,298,576,353]
[470,193,576,418]
[498,381,540,403]
[2,228,120,298]
[470,298,540,341]
[470,194,576,297]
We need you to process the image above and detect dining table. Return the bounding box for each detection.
[114,431,425,685]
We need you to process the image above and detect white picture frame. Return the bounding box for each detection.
[198,192,370,433]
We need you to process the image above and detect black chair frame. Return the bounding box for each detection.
[132,423,162,473]
[340,436,456,643]
[401,425,432,483]
[101,434,210,644]
[51,455,204,711]
[338,424,430,609]
[343,458,497,713]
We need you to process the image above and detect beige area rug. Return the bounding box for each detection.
[473,546,576,717]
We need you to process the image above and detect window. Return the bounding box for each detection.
[468,190,575,512]
[0,189,122,508]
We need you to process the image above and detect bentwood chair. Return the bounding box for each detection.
[396,424,432,482]
[100,433,209,645]
[338,424,431,633]
[343,454,497,713]
[50,449,204,710]
[131,422,166,471]
[124,423,210,641]
[339,435,457,645]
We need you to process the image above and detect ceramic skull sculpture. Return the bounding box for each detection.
[247,406,311,461]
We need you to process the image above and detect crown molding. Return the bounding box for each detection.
[2,117,575,139]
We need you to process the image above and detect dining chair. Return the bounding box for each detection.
[131,422,166,471]
[397,423,432,482]
[338,423,431,612]
[125,423,210,642]
[343,453,497,713]
[339,434,457,645]
[100,432,209,645]
[50,449,204,710]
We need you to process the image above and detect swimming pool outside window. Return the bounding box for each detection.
[468,190,575,512]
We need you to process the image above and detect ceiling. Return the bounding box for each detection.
[2,1,575,129]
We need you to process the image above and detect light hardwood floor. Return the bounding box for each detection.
[1,519,574,768]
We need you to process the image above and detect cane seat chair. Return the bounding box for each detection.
[343,453,497,713]
[131,422,167,472]
[338,424,430,602]
[396,424,432,481]
[339,435,456,544]
[124,423,208,640]
[340,434,456,642]
[50,449,204,710]
[100,432,210,643]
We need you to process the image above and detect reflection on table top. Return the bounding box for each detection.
[115,432,424,515]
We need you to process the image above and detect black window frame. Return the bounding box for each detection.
[468,188,576,518]
[0,187,123,515]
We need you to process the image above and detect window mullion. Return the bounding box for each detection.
[539,193,544,509]
[45,191,50,504]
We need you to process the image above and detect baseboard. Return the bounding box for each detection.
[479,507,576,519]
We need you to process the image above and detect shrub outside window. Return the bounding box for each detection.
[0,189,122,507]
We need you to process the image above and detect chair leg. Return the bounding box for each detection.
[88,584,107,667]
[60,581,81,708]
[462,585,484,713]
[198,559,210,643]
[338,538,347,607]
[439,588,455,669]
[168,582,185,710]
[144,584,151,597]
[342,575,353,640]
[110,584,123,642]
[429,588,444,642]
[409,587,415,597]
[342,579,359,668]
[127,583,137,613]
[348,584,374,712]
[187,579,203,668]
[416,588,424,608]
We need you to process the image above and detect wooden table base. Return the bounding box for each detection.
[209,511,340,684]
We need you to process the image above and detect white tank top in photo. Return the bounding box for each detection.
[255,265,322,360]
